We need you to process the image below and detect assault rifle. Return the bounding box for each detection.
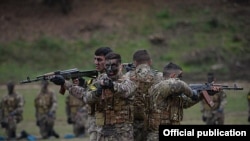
[189,83,243,108]
[20,68,98,95]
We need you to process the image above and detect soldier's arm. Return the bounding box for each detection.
[64,80,88,102]
[14,94,24,115]
[113,78,137,98]
[50,91,57,113]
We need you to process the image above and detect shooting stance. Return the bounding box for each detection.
[200,72,227,125]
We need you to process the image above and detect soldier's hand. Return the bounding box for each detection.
[10,111,17,116]
[48,111,53,117]
[202,115,207,122]
[50,75,65,86]
[217,108,223,113]
[36,120,40,126]
[95,85,103,97]
[191,90,199,101]
[102,78,114,89]
[67,117,73,124]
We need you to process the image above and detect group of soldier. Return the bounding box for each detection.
[0,46,245,141]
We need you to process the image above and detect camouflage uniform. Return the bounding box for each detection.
[34,81,59,139]
[0,82,24,140]
[85,72,137,141]
[200,90,227,125]
[64,73,106,141]
[65,94,88,137]
[146,78,196,141]
[248,91,250,122]
[124,64,162,141]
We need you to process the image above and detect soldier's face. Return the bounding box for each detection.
[94,55,106,73]
[105,59,120,78]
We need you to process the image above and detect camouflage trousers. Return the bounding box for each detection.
[37,115,56,139]
[96,123,133,141]
[133,120,146,141]
[146,131,158,141]
[88,115,98,141]
[203,110,224,125]
[2,116,17,139]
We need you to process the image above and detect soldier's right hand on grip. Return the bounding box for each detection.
[102,78,114,89]
[50,75,65,85]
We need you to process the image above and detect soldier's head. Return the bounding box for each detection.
[163,62,183,79]
[132,49,152,67]
[104,52,122,79]
[94,47,113,73]
[7,81,15,95]
[207,72,215,83]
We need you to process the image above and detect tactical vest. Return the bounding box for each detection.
[167,96,183,123]
[68,95,85,115]
[35,92,53,114]
[129,64,160,120]
[147,101,170,131]
[2,94,19,117]
[95,84,133,126]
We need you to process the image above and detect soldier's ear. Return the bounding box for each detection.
[169,73,175,78]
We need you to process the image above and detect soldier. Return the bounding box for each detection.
[34,80,59,139]
[51,47,113,141]
[52,52,137,141]
[65,77,88,137]
[248,90,250,122]
[146,63,221,141]
[85,52,137,140]
[200,72,227,125]
[123,49,162,141]
[0,81,24,140]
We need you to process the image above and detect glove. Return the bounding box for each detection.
[10,111,17,116]
[36,120,40,126]
[217,108,223,113]
[95,85,103,97]
[102,78,114,89]
[78,77,85,87]
[202,115,207,122]
[48,111,53,117]
[0,121,7,128]
[67,117,73,124]
[190,91,199,101]
[50,75,65,85]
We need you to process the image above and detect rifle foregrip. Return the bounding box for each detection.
[59,85,66,95]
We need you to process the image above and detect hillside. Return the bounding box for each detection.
[0,0,250,83]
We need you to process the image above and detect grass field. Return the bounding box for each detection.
[0,81,249,141]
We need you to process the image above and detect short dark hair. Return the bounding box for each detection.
[133,49,151,64]
[207,72,215,83]
[163,62,182,77]
[105,52,121,63]
[95,47,113,56]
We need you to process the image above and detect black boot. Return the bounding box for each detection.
[51,130,60,138]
